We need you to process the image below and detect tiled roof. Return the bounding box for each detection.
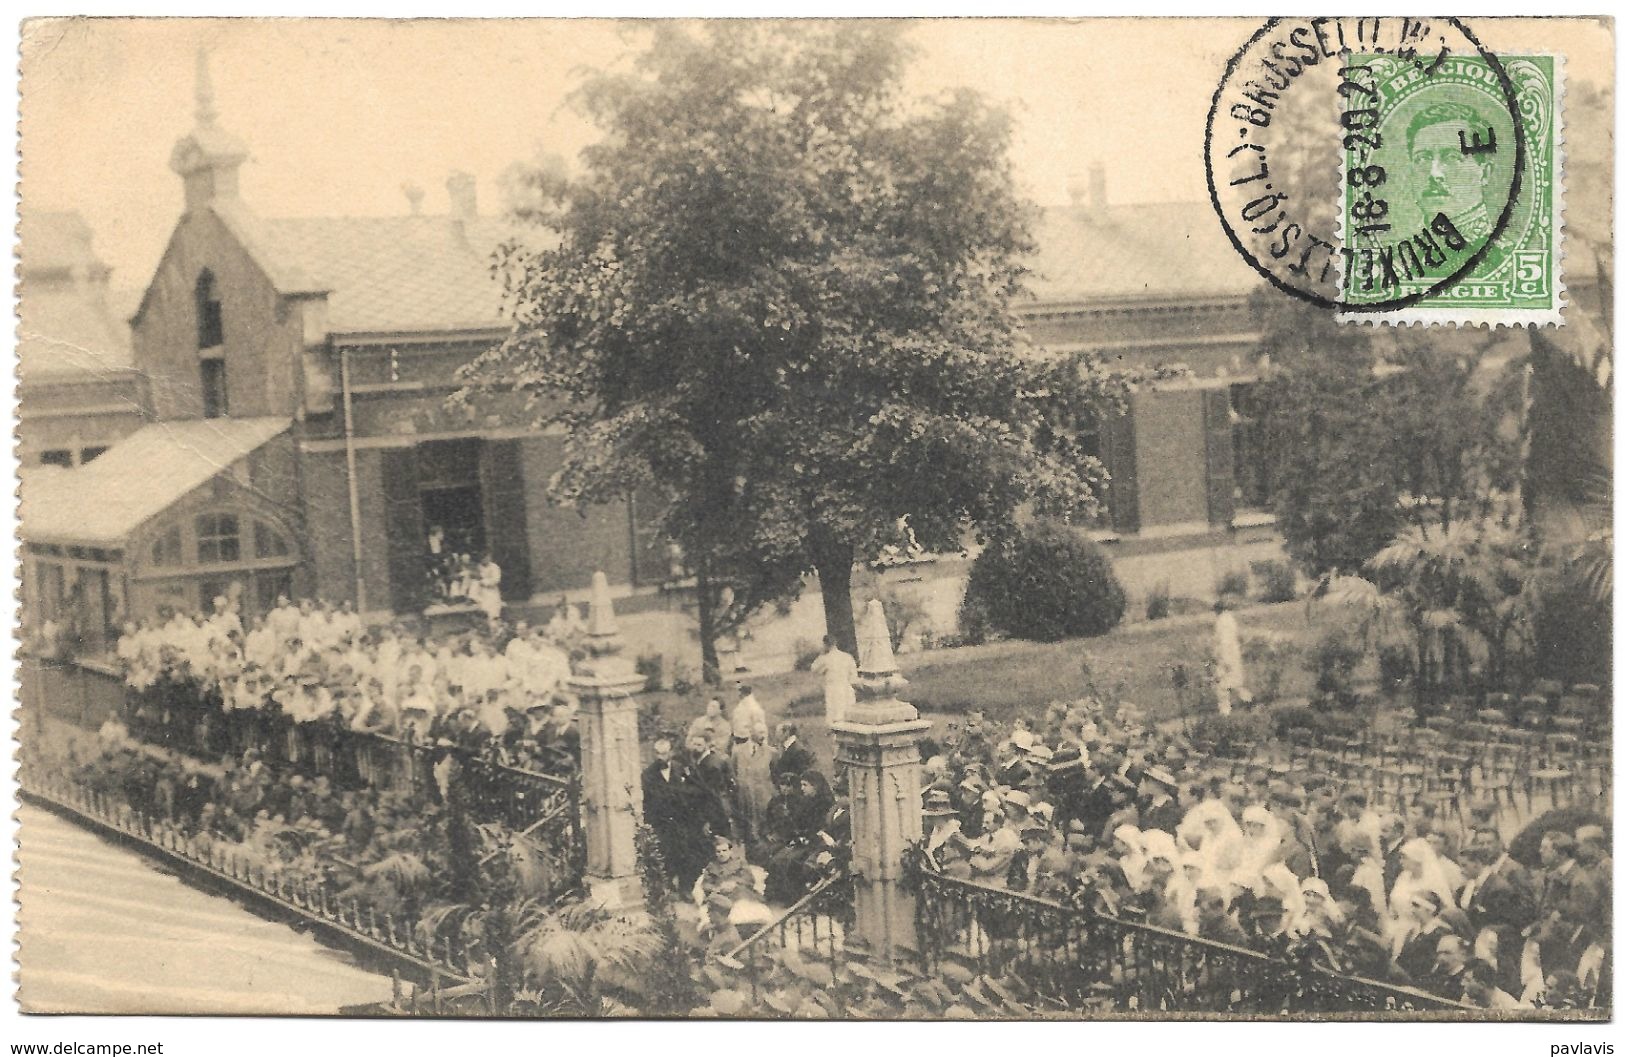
[18,286,135,379]
[20,417,290,546]
[251,213,514,335]
[1027,201,1261,306]
[19,212,103,277]
[17,212,133,379]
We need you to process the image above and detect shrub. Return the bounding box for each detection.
[634,652,665,690]
[878,584,930,651]
[959,521,1127,642]
[1270,702,1364,741]
[1215,569,1250,599]
[667,662,698,697]
[1186,711,1273,758]
[1146,582,1172,621]
[792,638,822,672]
[1252,559,1298,603]
[1307,629,1365,707]
[1241,631,1302,705]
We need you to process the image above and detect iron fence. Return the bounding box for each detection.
[719,872,855,1011]
[20,763,480,989]
[907,863,1478,1016]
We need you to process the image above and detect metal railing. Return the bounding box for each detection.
[20,764,480,989]
[908,864,1481,1017]
[718,872,855,1011]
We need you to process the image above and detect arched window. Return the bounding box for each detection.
[197,271,228,418]
[254,521,291,560]
[195,512,240,564]
[150,525,183,567]
[196,271,223,349]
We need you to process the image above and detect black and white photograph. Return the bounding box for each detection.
[8,14,1615,1028]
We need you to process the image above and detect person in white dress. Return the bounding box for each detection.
[809,635,858,726]
[474,554,503,626]
[1211,600,1250,716]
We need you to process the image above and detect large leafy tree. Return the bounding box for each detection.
[1247,291,1521,578]
[461,23,1145,661]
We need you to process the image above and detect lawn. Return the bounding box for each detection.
[638,598,1342,772]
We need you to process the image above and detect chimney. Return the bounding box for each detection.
[1089,163,1107,215]
[446,171,478,219]
[1065,171,1090,207]
[402,182,425,215]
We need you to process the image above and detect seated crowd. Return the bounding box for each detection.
[68,728,450,893]
[917,701,1610,1010]
[642,694,849,934]
[113,596,589,775]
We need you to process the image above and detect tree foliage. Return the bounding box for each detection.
[1247,291,1521,577]
[458,23,1153,657]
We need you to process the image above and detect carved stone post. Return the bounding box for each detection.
[832,598,931,961]
[568,571,649,910]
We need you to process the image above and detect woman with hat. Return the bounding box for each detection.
[922,789,974,880]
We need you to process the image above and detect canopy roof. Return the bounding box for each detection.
[21,417,290,547]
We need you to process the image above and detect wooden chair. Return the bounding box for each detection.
[1519,695,1550,731]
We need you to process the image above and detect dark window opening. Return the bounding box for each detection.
[80,446,108,464]
[255,570,294,618]
[1230,383,1275,511]
[254,521,291,560]
[201,358,229,419]
[1077,416,1110,528]
[197,271,223,349]
[151,525,183,567]
[196,512,241,564]
[39,449,73,469]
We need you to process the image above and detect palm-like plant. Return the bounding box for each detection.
[1320,513,1537,701]
[516,903,664,1015]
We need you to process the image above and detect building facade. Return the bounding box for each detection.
[17,211,147,468]
[19,78,1285,646]
[1020,173,1276,551]
[21,71,663,636]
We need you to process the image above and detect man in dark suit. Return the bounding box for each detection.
[642,737,706,890]
[770,722,814,783]
[1136,767,1183,836]
[685,732,734,840]
[1459,833,1537,934]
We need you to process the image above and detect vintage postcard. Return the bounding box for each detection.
[11,16,1613,1023]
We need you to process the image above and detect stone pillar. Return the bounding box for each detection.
[568,571,649,910]
[832,598,931,961]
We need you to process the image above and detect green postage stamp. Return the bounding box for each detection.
[1339,52,1564,325]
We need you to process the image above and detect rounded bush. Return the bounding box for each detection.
[959,521,1127,642]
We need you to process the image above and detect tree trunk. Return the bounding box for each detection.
[694,557,722,687]
[812,537,859,658]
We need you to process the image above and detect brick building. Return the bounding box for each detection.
[19,77,1284,649]
[1021,170,1274,550]
[17,211,147,469]
[21,72,662,640]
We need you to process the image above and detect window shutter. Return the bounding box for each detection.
[1104,401,1140,535]
[1203,388,1236,528]
[381,447,425,614]
[479,440,533,602]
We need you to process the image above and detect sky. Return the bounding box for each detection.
[19,18,1239,289]
[19,17,1611,293]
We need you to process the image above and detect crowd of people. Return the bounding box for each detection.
[66,725,467,915]
[425,524,505,625]
[916,700,1611,1010]
[641,685,849,933]
[114,595,589,774]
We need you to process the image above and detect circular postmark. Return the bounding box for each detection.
[1204,18,1526,312]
